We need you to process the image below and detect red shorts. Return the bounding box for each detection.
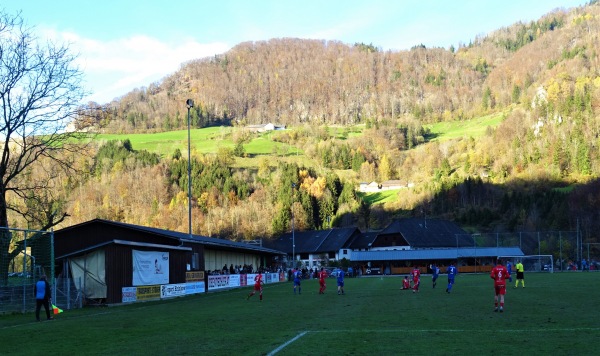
[254,284,262,292]
[494,284,506,295]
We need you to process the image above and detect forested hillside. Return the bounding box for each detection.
[23,2,600,245]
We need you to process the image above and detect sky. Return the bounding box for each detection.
[2,0,588,104]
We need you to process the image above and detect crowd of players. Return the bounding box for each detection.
[248,258,522,313]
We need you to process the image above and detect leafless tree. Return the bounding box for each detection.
[0,11,90,284]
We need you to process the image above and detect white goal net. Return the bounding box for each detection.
[498,255,554,273]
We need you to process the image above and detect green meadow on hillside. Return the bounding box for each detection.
[91,114,506,206]
[96,128,294,159]
[357,190,399,205]
[425,112,506,141]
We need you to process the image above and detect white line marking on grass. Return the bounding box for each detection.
[267,331,308,356]
[309,327,600,333]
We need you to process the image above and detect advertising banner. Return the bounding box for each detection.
[228,274,241,287]
[161,283,187,299]
[136,285,161,301]
[207,275,231,290]
[132,250,169,286]
[186,281,206,295]
[186,271,205,282]
[122,287,137,303]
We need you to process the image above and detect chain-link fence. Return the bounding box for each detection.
[0,227,82,314]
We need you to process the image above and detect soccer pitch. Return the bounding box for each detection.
[1,273,598,355]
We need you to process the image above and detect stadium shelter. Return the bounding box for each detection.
[347,218,525,274]
[351,247,525,275]
[54,219,284,304]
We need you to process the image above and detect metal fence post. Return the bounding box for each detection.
[22,231,27,314]
[51,231,56,303]
[559,231,562,272]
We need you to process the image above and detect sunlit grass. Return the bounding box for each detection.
[426,112,506,141]
[1,273,598,355]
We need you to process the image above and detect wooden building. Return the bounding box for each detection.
[54,219,284,304]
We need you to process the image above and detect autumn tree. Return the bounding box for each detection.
[0,11,89,284]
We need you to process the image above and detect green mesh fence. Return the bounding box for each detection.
[0,227,54,314]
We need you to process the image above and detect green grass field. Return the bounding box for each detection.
[1,273,598,355]
[357,190,400,205]
[96,128,299,156]
[426,112,505,141]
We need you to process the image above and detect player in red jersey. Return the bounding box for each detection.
[318,267,327,294]
[247,271,264,301]
[411,266,421,293]
[401,276,411,290]
[490,259,509,312]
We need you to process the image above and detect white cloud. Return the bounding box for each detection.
[40,27,230,104]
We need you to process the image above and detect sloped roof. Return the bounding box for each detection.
[264,227,359,254]
[348,231,379,250]
[56,218,284,255]
[351,247,525,261]
[316,227,359,252]
[377,218,472,248]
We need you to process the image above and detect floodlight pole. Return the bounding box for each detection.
[186,99,194,240]
[291,183,296,267]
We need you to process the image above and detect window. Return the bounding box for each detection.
[343,249,348,254]
[191,253,199,270]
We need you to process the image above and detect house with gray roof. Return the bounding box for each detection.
[263,227,361,269]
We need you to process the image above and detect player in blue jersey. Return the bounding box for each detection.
[446,262,457,293]
[431,264,440,288]
[337,269,345,295]
[293,268,302,294]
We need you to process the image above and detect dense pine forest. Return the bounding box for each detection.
[15,2,600,247]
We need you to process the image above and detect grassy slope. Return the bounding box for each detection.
[96,128,298,162]
[95,113,504,160]
[1,273,598,355]
[93,114,505,204]
[425,111,505,142]
[357,190,400,204]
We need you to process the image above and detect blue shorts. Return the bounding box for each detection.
[294,279,301,286]
[337,281,344,287]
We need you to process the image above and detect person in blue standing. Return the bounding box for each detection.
[35,275,53,321]
[293,268,302,295]
[337,268,345,295]
[506,261,513,282]
[431,264,440,288]
[446,262,457,293]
